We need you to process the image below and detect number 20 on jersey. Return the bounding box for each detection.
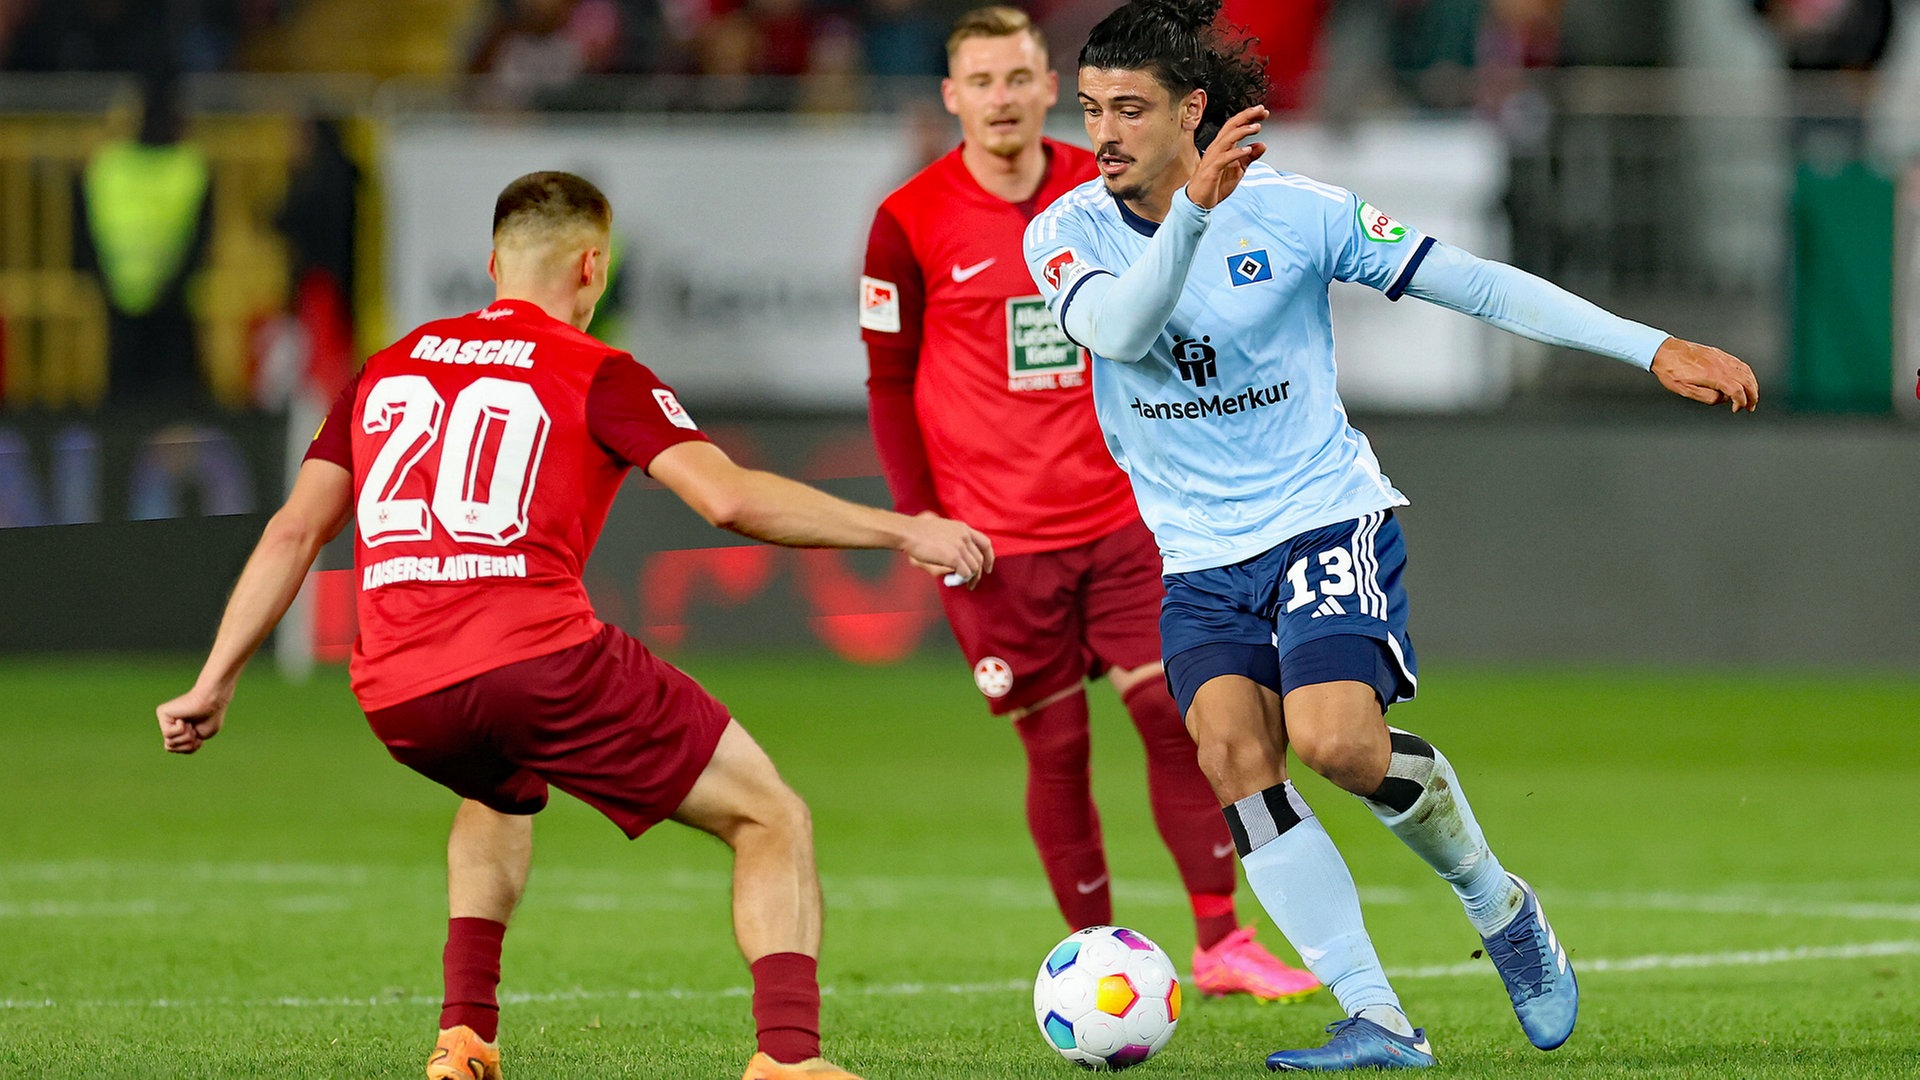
[357,375,554,548]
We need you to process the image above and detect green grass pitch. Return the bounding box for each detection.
[2,654,1916,1077]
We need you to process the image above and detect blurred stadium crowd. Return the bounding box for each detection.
[16,2,1891,108]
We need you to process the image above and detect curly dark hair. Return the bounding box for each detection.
[1078,0,1270,148]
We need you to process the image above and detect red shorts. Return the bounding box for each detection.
[939,518,1166,715]
[363,623,731,838]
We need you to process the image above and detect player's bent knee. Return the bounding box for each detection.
[1191,731,1284,804]
[722,776,812,848]
[672,721,815,844]
[1290,723,1389,795]
[762,783,813,840]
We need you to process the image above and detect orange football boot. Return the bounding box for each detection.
[426,1025,503,1080]
[740,1051,864,1079]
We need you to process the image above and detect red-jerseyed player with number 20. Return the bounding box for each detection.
[155,172,992,1080]
[859,5,1315,1001]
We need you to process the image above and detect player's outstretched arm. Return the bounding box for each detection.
[156,459,352,754]
[1651,337,1759,412]
[1402,242,1758,412]
[648,441,994,584]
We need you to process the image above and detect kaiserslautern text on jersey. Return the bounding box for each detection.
[363,553,528,590]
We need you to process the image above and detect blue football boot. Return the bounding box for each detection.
[1482,873,1578,1050]
[1265,1017,1435,1072]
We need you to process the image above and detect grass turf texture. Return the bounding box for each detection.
[1,655,1916,1078]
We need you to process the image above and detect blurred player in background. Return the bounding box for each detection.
[860,4,1317,1003]
[1026,0,1758,1070]
[156,171,993,1080]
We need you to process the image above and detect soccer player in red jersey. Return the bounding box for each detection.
[155,172,993,1080]
[858,6,1317,1002]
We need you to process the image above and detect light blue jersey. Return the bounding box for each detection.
[1024,163,1431,573]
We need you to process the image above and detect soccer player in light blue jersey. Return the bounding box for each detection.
[1024,0,1759,1072]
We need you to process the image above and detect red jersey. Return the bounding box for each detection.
[861,140,1139,557]
[305,300,708,711]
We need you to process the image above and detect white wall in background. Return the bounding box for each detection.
[385,115,1508,409]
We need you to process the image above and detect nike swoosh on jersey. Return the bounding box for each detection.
[951,258,996,282]
[1074,874,1110,895]
[1213,842,1236,859]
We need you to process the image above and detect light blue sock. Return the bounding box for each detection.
[1362,729,1522,936]
[1229,781,1405,1024]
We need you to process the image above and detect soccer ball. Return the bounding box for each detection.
[1032,926,1181,1069]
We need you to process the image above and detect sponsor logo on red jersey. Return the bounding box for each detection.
[1006,297,1087,392]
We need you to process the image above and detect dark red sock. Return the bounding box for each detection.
[1121,680,1238,944]
[1191,893,1239,951]
[1014,690,1110,930]
[750,952,821,1064]
[440,916,506,1041]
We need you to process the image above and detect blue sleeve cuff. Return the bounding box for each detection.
[1057,268,1115,349]
[1384,236,1435,301]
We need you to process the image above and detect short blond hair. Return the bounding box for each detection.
[946,5,1048,60]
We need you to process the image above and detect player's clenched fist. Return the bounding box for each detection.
[900,515,995,588]
[1185,105,1268,211]
[156,684,230,754]
[1651,337,1760,413]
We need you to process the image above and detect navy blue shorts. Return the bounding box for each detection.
[1160,511,1418,716]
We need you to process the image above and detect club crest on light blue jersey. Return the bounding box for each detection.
[1226,248,1272,287]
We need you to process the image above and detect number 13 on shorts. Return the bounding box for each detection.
[1283,548,1358,613]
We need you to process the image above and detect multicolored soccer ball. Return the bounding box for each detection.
[1033,926,1181,1069]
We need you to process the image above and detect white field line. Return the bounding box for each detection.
[2,940,1915,1012]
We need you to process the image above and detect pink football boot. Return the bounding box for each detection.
[1192,926,1321,1002]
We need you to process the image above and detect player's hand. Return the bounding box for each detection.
[156,683,231,754]
[1185,105,1268,211]
[904,511,961,580]
[1651,337,1759,413]
[900,514,994,589]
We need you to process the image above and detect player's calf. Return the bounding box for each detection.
[1359,729,1522,935]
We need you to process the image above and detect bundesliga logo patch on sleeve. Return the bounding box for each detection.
[653,388,698,430]
[860,276,901,333]
[1042,248,1086,291]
